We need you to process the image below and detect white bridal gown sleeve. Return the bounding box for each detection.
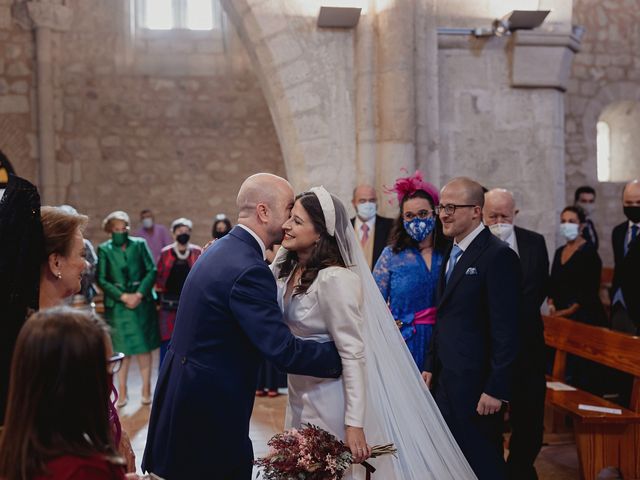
[317,267,366,428]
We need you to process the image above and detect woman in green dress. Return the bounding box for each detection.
[98,210,159,407]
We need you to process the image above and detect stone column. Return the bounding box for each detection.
[415,0,441,185]
[26,1,73,205]
[375,0,417,216]
[354,0,377,187]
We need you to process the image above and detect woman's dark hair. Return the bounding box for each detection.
[0,306,122,480]
[562,205,586,224]
[390,190,448,254]
[212,218,232,238]
[277,192,345,295]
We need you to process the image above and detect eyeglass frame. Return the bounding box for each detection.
[435,204,478,216]
[402,209,435,222]
[107,352,125,374]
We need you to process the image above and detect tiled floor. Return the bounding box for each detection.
[120,352,579,479]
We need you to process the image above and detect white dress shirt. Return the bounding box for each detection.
[446,222,486,271]
[237,224,266,260]
[504,228,519,256]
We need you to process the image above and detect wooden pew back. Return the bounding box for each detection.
[543,315,640,412]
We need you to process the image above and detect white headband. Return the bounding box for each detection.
[309,186,336,237]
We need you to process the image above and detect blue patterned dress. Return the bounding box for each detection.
[373,246,443,368]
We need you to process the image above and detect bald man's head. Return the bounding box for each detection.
[237,173,292,213]
[352,184,378,220]
[236,173,294,247]
[483,188,518,226]
[439,177,484,241]
[623,179,640,203]
[442,177,485,208]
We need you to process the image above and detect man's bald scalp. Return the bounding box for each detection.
[486,188,516,210]
[444,177,485,207]
[236,173,290,215]
[352,184,376,200]
[623,178,640,198]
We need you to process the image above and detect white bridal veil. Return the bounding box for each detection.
[308,186,477,480]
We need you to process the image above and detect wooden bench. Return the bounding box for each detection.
[543,314,640,480]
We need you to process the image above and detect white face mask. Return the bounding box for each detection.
[489,223,514,242]
[142,218,154,229]
[356,202,377,221]
[559,222,579,241]
[576,201,595,217]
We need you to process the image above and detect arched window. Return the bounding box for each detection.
[597,101,640,182]
[137,0,217,31]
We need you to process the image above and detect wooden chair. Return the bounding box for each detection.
[543,315,640,480]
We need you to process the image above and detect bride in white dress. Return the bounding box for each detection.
[270,186,477,480]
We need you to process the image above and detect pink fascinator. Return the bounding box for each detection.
[385,170,439,205]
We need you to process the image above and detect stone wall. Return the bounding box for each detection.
[0,0,37,182]
[437,35,566,249]
[55,0,284,247]
[3,0,584,256]
[566,0,640,266]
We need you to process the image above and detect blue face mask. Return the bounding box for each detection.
[403,217,435,242]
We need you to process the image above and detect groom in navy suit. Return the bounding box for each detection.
[423,177,521,480]
[142,174,342,479]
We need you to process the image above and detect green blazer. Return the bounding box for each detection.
[97,236,157,309]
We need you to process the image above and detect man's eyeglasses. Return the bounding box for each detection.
[403,210,434,222]
[108,352,125,374]
[435,204,477,216]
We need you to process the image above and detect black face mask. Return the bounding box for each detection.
[624,206,640,224]
[213,230,229,239]
[176,233,190,245]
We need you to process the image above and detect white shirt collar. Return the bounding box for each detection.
[354,215,376,229]
[237,224,266,260]
[505,228,519,255]
[455,222,486,252]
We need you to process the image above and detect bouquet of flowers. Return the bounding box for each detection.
[254,423,397,480]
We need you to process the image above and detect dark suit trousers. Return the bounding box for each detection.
[506,360,546,480]
[434,377,507,480]
[224,461,253,480]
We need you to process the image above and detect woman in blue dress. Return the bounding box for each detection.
[373,171,448,369]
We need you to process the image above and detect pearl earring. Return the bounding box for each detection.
[56,272,62,279]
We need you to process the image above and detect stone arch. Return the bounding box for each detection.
[582,82,640,182]
[219,0,357,201]
[0,116,33,180]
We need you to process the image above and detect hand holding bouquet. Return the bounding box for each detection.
[254,424,397,480]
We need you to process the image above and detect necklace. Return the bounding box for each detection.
[172,243,190,260]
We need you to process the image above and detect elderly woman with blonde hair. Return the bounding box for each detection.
[39,206,89,310]
[97,210,159,408]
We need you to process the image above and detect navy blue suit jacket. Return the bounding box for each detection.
[425,226,521,403]
[142,226,342,479]
[612,221,640,324]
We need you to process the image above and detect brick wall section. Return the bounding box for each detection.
[55,0,284,247]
